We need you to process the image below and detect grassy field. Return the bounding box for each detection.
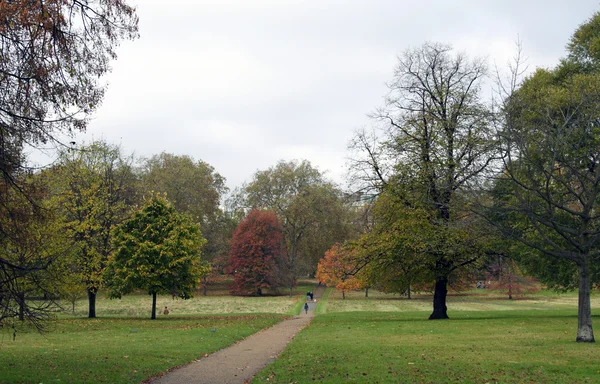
[0,280,315,383]
[253,288,600,383]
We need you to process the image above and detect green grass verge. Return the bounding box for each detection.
[0,314,284,383]
[253,310,600,383]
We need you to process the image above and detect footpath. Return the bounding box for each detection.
[149,285,325,384]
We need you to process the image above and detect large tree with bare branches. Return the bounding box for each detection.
[370,42,496,319]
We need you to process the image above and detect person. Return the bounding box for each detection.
[304,302,309,314]
[163,306,169,315]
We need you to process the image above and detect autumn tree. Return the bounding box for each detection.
[317,244,363,299]
[105,194,209,319]
[485,12,600,342]
[245,160,353,296]
[44,141,137,318]
[227,210,286,296]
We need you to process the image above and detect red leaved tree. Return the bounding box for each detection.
[317,243,363,299]
[227,210,286,296]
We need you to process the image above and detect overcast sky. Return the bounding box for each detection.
[33,1,600,191]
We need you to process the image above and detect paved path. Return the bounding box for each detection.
[149,285,325,384]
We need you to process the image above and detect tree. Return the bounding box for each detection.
[227,209,286,296]
[105,194,209,319]
[369,42,495,319]
[45,141,136,318]
[0,177,68,332]
[139,153,230,292]
[0,0,138,181]
[245,160,353,296]
[316,243,363,299]
[486,12,600,342]
[0,1,138,328]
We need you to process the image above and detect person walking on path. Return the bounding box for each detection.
[304,302,309,314]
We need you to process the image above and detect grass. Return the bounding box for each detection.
[253,288,600,383]
[0,279,317,383]
[0,315,284,383]
[61,280,316,318]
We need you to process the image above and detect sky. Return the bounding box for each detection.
[32,0,600,191]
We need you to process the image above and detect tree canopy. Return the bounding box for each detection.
[105,194,209,319]
[227,209,286,296]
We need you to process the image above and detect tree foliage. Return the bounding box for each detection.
[487,12,600,342]
[0,0,138,329]
[0,177,68,332]
[316,243,363,299]
[0,0,138,190]
[105,194,208,319]
[245,160,353,295]
[227,209,286,296]
[45,141,136,318]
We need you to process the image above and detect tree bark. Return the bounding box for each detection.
[429,278,449,319]
[576,262,595,342]
[365,287,369,297]
[151,291,157,320]
[87,288,96,318]
[203,275,207,296]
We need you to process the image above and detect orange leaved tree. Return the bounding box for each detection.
[317,243,363,299]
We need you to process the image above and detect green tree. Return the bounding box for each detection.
[139,153,229,280]
[0,177,68,332]
[105,194,209,320]
[487,12,600,342]
[45,141,137,318]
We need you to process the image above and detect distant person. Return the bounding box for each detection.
[304,302,309,314]
[163,306,169,315]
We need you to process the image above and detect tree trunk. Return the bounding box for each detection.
[203,275,207,296]
[151,291,157,320]
[407,284,411,300]
[576,262,595,342]
[365,287,369,297]
[429,277,449,320]
[342,290,345,300]
[87,288,96,318]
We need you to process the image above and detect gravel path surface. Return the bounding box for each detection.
[148,285,324,384]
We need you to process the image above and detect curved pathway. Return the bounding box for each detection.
[149,285,325,384]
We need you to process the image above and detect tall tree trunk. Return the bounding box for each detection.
[342,290,345,300]
[576,262,594,342]
[87,288,96,318]
[151,291,157,320]
[365,287,369,297]
[203,275,207,296]
[407,284,411,300]
[429,277,449,320]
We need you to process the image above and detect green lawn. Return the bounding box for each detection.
[253,288,600,383]
[0,315,284,383]
[0,281,315,383]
